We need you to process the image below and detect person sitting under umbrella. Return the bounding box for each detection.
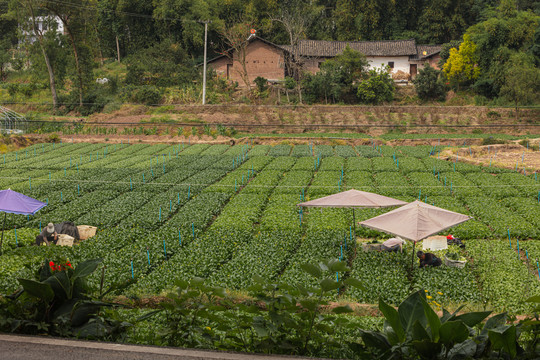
[417,250,442,268]
[381,237,405,252]
[35,223,58,246]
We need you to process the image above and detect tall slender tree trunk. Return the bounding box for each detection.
[116,36,120,62]
[27,1,58,108]
[65,26,84,107]
[94,25,104,66]
[40,45,59,108]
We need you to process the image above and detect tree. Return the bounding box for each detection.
[499,53,539,119]
[13,0,59,107]
[466,0,538,72]
[124,39,197,87]
[413,64,447,101]
[0,0,17,81]
[218,18,253,89]
[303,46,369,104]
[418,0,472,43]
[442,34,480,89]
[464,1,539,97]
[357,67,394,104]
[270,0,321,103]
[42,0,97,107]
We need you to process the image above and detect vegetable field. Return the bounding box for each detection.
[1,141,539,313]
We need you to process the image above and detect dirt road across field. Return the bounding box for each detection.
[0,334,321,360]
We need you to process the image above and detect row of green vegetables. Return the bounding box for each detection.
[1,143,539,312]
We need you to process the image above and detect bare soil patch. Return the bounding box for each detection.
[439,141,540,172]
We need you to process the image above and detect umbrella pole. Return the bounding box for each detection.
[411,241,416,272]
[0,212,6,254]
[352,208,357,257]
[352,208,356,236]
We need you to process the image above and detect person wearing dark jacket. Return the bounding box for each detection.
[417,251,442,268]
[35,223,58,246]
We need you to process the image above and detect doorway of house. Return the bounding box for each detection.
[410,64,417,77]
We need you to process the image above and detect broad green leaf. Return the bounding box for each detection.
[136,310,162,322]
[453,311,491,327]
[447,339,477,360]
[18,278,54,302]
[398,290,427,336]
[44,271,72,300]
[481,313,507,336]
[73,259,102,280]
[332,305,353,314]
[300,299,318,312]
[344,278,365,291]
[442,305,465,323]
[328,259,348,272]
[71,301,102,327]
[361,330,392,351]
[412,339,442,359]
[439,321,469,345]
[379,298,405,342]
[301,263,322,278]
[525,295,540,303]
[421,296,441,341]
[412,320,431,341]
[488,325,517,358]
[320,278,340,292]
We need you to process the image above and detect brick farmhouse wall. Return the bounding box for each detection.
[210,39,286,85]
[209,39,440,84]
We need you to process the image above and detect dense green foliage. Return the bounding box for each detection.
[413,64,447,101]
[0,0,537,109]
[0,142,539,321]
[0,257,131,339]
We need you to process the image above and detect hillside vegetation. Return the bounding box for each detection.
[0,0,538,115]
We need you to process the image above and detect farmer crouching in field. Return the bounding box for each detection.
[417,251,442,268]
[35,223,58,246]
[381,237,405,252]
[35,221,80,246]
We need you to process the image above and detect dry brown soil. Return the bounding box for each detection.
[440,142,540,172]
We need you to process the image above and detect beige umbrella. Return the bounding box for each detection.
[358,200,471,270]
[297,189,407,235]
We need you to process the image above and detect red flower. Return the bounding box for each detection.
[49,261,55,270]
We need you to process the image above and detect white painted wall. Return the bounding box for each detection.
[367,56,410,74]
[20,16,64,44]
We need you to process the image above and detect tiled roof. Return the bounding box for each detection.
[280,39,418,57]
[411,45,443,60]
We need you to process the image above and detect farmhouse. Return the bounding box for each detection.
[208,36,441,85]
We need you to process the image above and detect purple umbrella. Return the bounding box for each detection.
[0,189,47,253]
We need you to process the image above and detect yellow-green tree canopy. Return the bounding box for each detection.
[443,34,480,88]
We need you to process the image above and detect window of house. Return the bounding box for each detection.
[388,61,394,69]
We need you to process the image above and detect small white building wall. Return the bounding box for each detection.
[20,16,64,44]
[366,56,410,74]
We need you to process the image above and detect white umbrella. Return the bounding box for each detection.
[359,200,471,270]
[297,189,407,235]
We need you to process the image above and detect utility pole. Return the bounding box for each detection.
[200,20,211,105]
